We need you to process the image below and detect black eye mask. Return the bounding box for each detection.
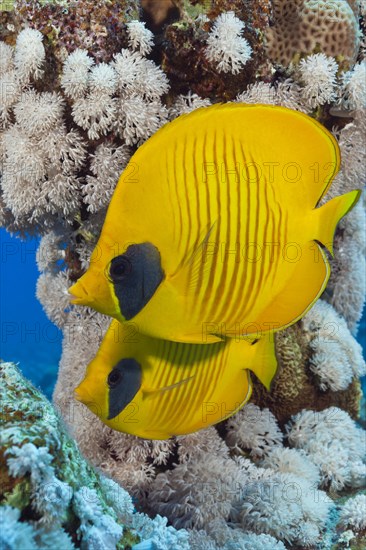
[109,242,165,320]
[107,358,142,420]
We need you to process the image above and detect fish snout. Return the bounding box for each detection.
[68,278,90,305]
[74,381,93,405]
[74,379,108,420]
[68,270,119,316]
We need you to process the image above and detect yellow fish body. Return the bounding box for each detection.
[69,104,360,343]
[75,320,277,439]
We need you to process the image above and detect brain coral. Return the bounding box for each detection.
[266,0,360,68]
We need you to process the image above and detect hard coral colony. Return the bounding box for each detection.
[0,2,365,550]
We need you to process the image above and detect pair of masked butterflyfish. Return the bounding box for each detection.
[70,103,360,440]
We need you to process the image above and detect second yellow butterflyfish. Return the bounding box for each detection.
[75,320,277,439]
[69,103,360,343]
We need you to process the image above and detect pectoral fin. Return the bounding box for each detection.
[171,222,218,296]
[141,375,195,399]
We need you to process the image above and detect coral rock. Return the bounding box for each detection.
[266,0,360,68]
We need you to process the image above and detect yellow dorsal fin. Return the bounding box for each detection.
[314,189,361,255]
[138,103,342,207]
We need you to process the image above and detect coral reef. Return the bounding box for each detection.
[5,0,140,63]
[0,361,189,549]
[1,0,365,548]
[160,0,272,101]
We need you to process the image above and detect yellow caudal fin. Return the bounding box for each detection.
[244,336,278,391]
[315,189,361,255]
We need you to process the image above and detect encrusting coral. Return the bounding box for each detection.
[1,0,366,548]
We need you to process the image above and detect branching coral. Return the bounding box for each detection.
[169,92,211,119]
[14,27,45,84]
[83,142,130,213]
[63,46,170,144]
[0,19,168,233]
[146,455,246,530]
[341,60,366,109]
[60,49,95,99]
[238,471,333,546]
[260,447,320,485]
[0,506,74,550]
[36,270,72,328]
[1,67,87,230]
[189,523,287,550]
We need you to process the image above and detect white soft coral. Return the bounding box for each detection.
[14,28,45,84]
[127,20,154,55]
[286,407,366,491]
[205,11,252,74]
[341,60,366,109]
[299,53,338,108]
[339,494,366,531]
[226,404,283,458]
[302,300,366,391]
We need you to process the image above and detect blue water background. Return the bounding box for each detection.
[0,227,365,399]
[0,228,62,398]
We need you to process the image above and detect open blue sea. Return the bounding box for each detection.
[0,228,62,399]
[0,227,365,400]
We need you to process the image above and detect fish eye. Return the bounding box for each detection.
[107,369,123,387]
[109,255,132,281]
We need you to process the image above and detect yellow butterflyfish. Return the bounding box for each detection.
[75,319,277,439]
[69,104,360,343]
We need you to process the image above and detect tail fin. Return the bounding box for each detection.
[315,189,361,256]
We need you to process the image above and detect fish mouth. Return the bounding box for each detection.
[74,384,93,405]
[68,279,90,305]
